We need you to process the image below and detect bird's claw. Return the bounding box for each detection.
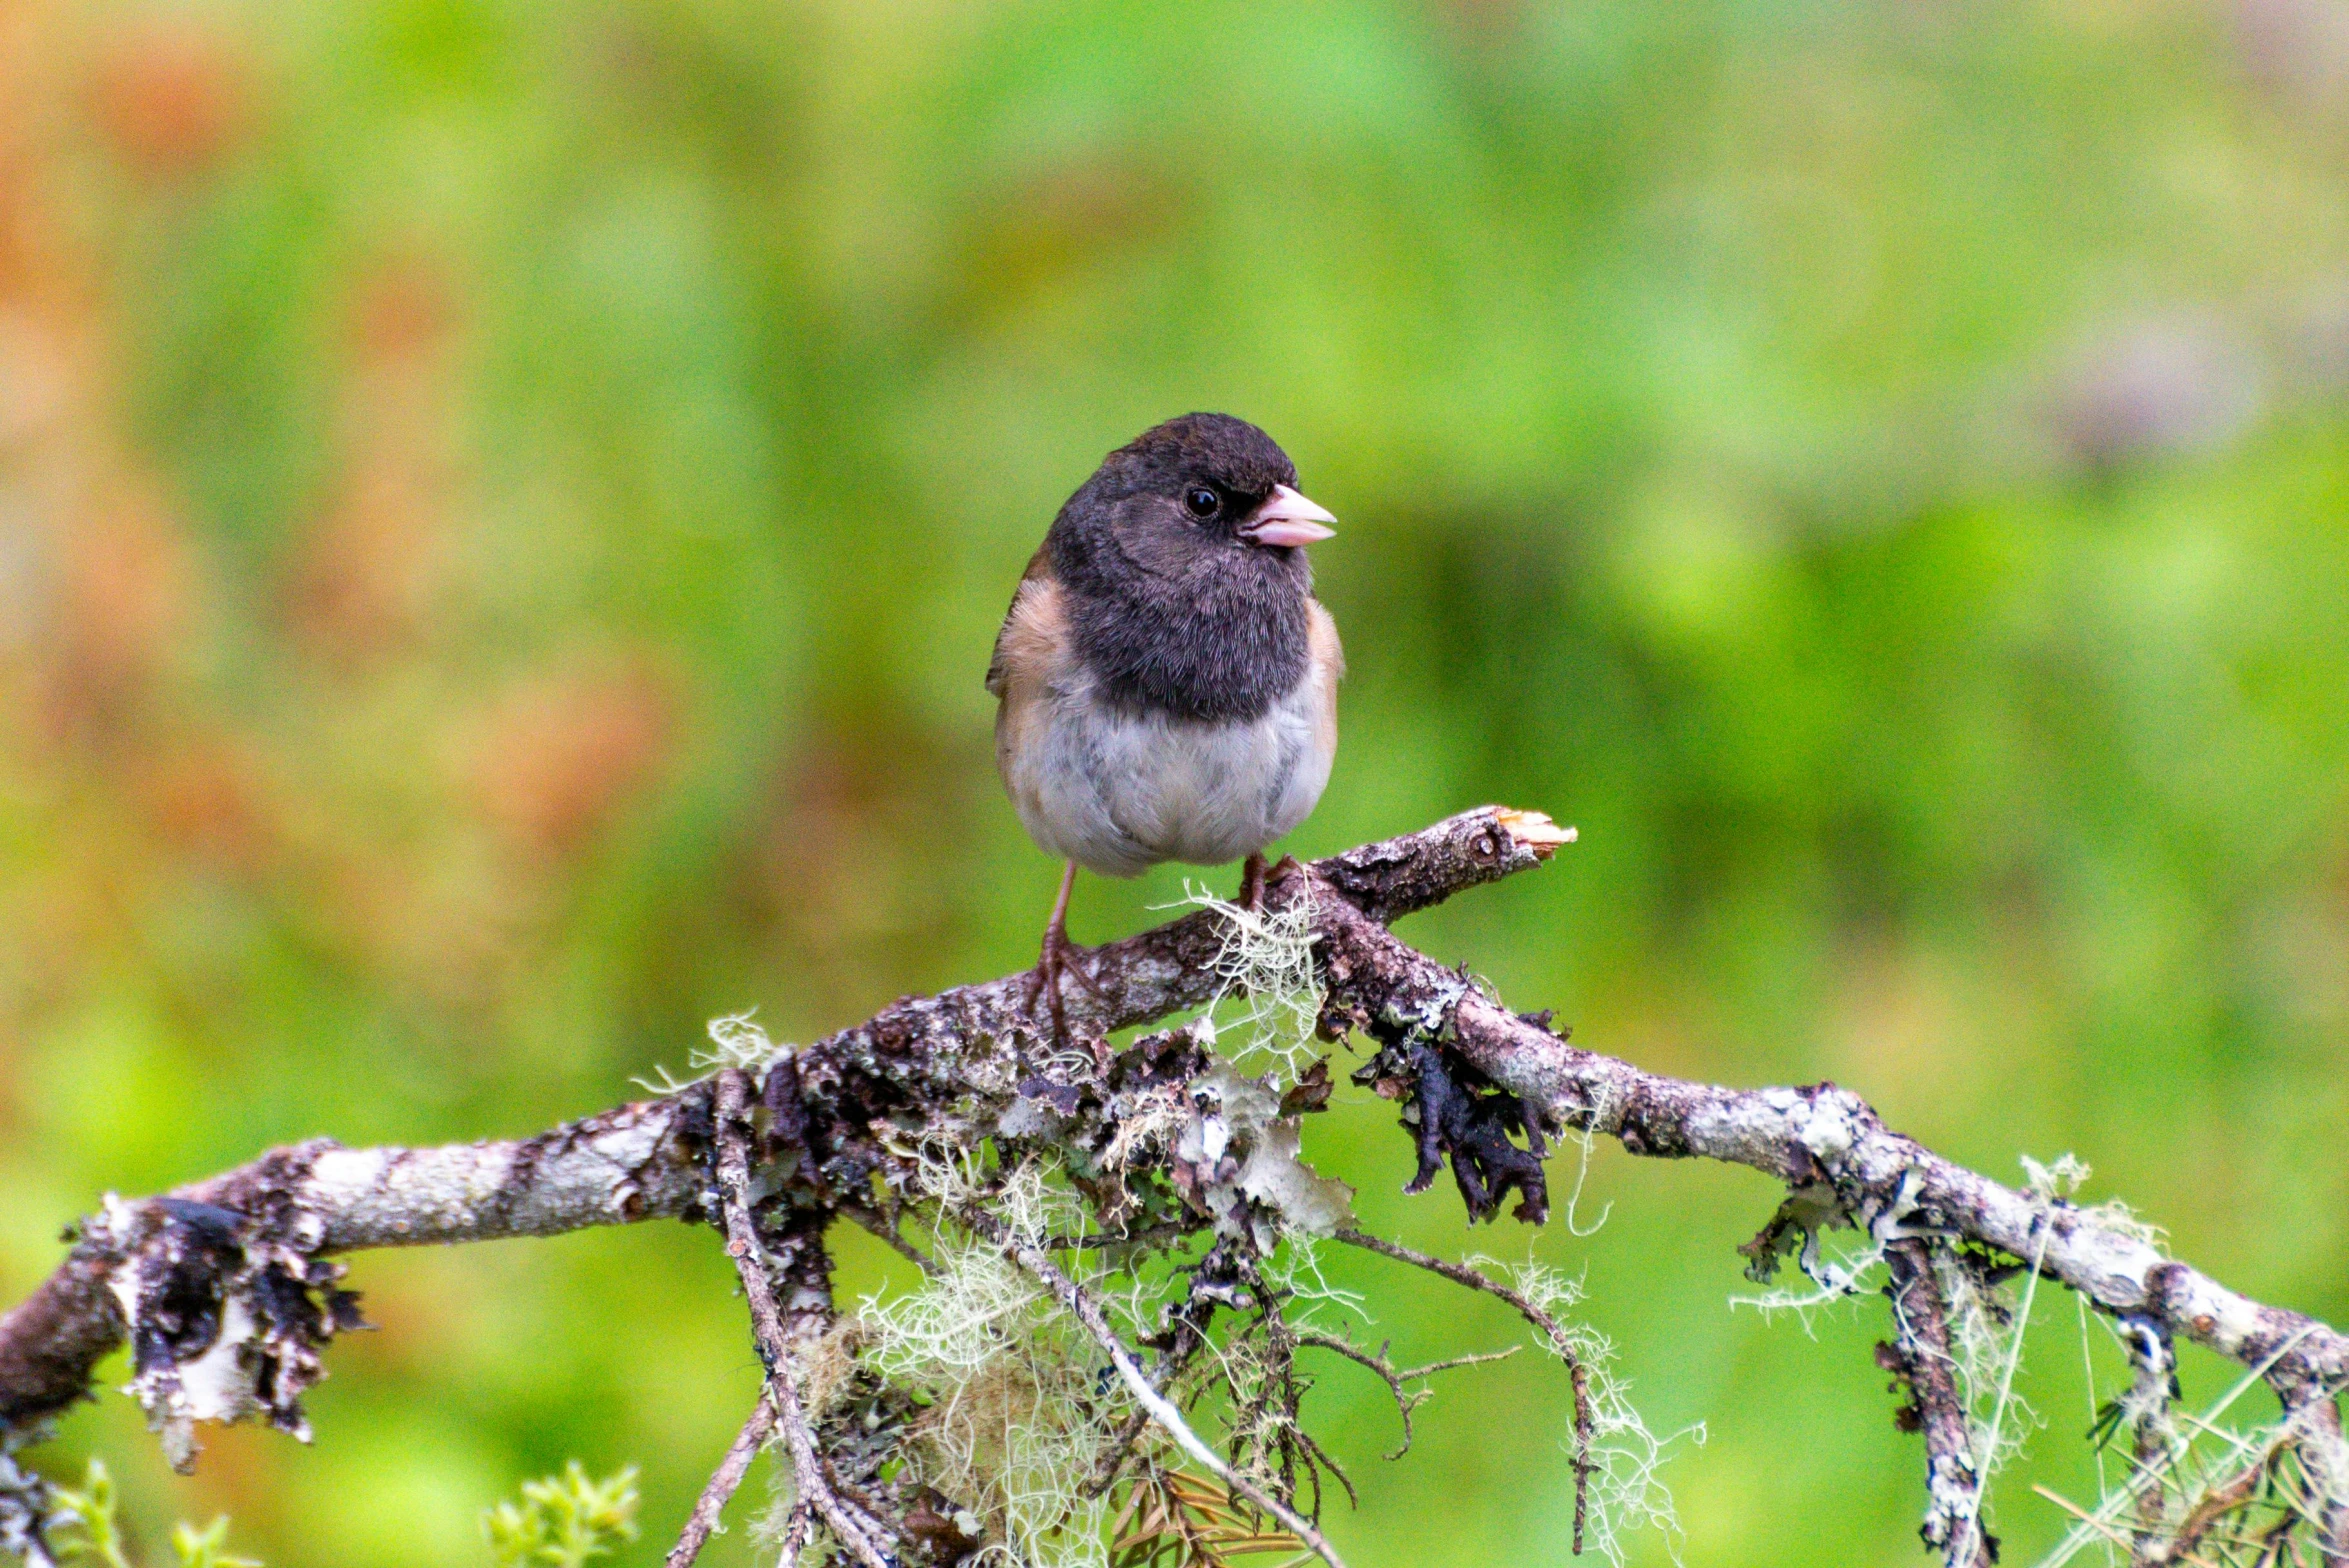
[1237,852,1302,912]
[1024,927,1110,1075]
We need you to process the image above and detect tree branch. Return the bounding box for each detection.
[1332,1227,1595,1547]
[1880,1238,1992,1568]
[0,806,1548,1445]
[1,803,2343,1565]
[709,1069,888,1568]
[1305,882,2349,1402]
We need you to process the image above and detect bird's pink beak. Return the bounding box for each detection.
[1240,484,1338,548]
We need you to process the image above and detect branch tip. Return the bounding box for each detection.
[1494,808,1575,858]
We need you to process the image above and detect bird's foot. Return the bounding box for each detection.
[1238,852,1268,912]
[1237,852,1304,912]
[1022,924,1110,1074]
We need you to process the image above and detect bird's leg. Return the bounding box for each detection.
[1021,862,1109,1071]
[1237,852,1268,912]
[1020,862,1083,1019]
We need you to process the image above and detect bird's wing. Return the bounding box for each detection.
[986,545,1060,700]
[1306,596,1344,760]
[1307,597,1346,684]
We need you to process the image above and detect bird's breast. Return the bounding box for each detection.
[997,628,1338,878]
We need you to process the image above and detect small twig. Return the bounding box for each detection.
[970,1210,1352,1568]
[2036,1484,2148,1548]
[1294,1423,1361,1512]
[2121,1317,2184,1566]
[2280,1384,2349,1568]
[2153,1452,2272,1566]
[665,1394,777,1568]
[1882,1238,1992,1568]
[710,1071,892,1568]
[1085,1338,1211,1500]
[2250,1510,2298,1568]
[1294,1331,1517,1460]
[1044,1222,1200,1253]
[1086,1406,1160,1500]
[771,1500,813,1568]
[1238,1310,1317,1512]
[1334,1229,1593,1547]
[1570,1359,1594,1555]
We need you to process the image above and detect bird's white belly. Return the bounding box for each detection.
[1006,682,1333,878]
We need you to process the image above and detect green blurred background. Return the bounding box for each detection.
[4,0,2348,1563]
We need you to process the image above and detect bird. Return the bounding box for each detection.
[986,412,1343,1048]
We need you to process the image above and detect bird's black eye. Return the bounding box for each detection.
[1184,487,1220,519]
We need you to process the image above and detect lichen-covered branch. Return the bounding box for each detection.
[0,808,1545,1450]
[2279,1386,2349,1568]
[977,1213,1351,1568]
[1305,884,2349,1403]
[0,803,2343,1568]
[708,1069,889,1568]
[1880,1239,1992,1568]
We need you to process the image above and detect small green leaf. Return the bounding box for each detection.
[482,1462,640,1568]
[49,1460,135,1568]
[171,1516,261,1568]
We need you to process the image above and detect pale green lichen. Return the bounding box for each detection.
[698,1011,786,1074]
[1931,1231,2045,1492]
[633,1010,793,1093]
[1257,1237,1368,1335]
[1729,1216,1892,1323]
[1186,1064,1358,1243]
[851,1154,1136,1568]
[2022,1152,2165,1249]
[1164,885,1324,1077]
[1491,1259,1705,1568]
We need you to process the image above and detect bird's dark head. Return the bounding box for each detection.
[1051,413,1337,583]
[1047,413,1337,719]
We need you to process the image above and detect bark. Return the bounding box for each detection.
[1880,1240,1992,1567]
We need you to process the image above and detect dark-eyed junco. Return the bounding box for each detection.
[987,413,1343,1040]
